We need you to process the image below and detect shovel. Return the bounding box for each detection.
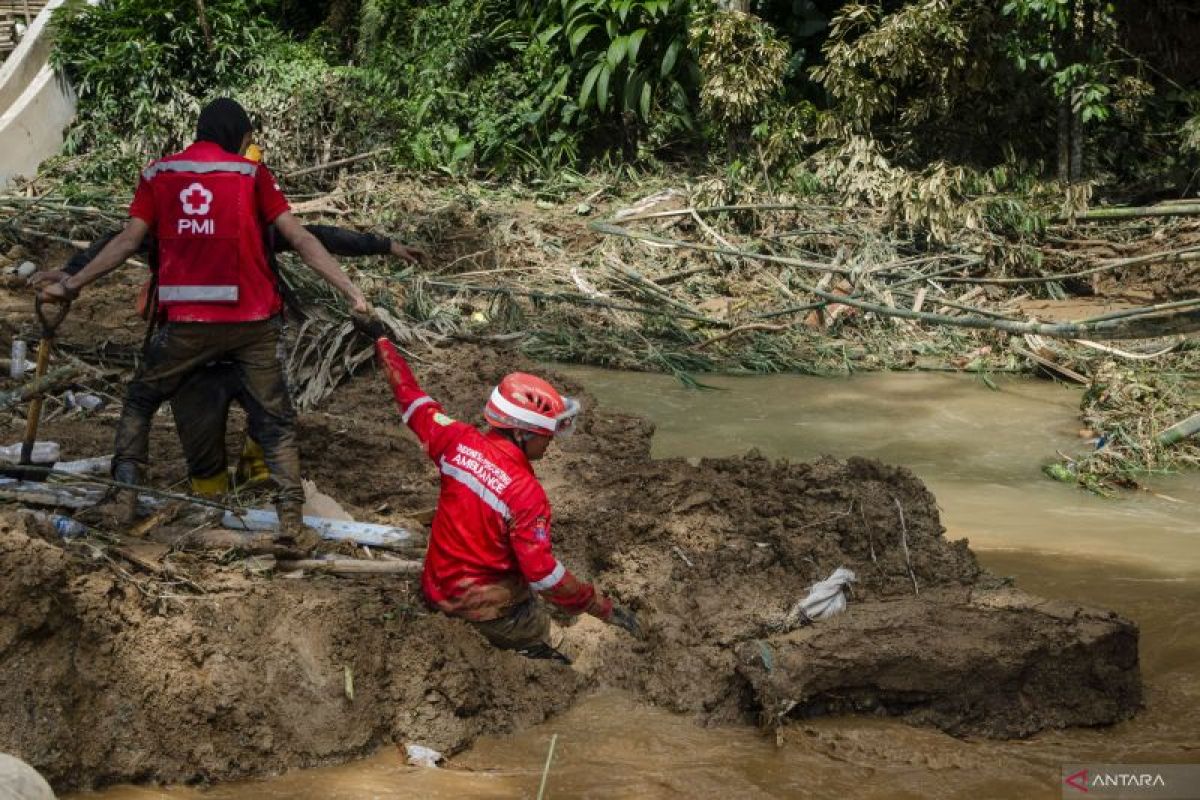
[18,296,70,465]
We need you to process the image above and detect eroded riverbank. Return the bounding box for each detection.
[1,354,1146,794]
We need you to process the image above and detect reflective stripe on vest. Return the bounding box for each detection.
[158,285,239,303]
[438,456,512,520]
[142,160,258,181]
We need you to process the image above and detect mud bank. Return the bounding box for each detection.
[0,341,1141,791]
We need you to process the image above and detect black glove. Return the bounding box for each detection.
[609,605,643,638]
[351,312,389,341]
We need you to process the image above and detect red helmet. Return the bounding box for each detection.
[484,372,581,437]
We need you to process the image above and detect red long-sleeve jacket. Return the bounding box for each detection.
[376,339,613,623]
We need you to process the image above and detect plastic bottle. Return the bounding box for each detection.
[9,339,26,379]
[0,441,61,464]
[47,514,89,539]
[18,511,89,539]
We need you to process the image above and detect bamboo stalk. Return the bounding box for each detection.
[1157,413,1200,447]
[1061,203,1200,221]
[284,148,391,179]
[592,220,1200,339]
[392,276,729,327]
[277,558,423,575]
[0,365,81,410]
[590,220,853,276]
[938,245,1200,285]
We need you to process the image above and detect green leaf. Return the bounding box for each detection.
[623,72,643,111]
[580,61,604,108]
[660,38,681,77]
[452,139,474,162]
[627,28,647,65]
[607,35,628,69]
[537,24,562,45]
[640,81,652,120]
[549,68,573,100]
[597,64,611,111]
[569,23,597,55]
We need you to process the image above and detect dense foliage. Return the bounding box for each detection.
[48,0,1200,201]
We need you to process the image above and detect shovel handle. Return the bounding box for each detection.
[35,295,70,336]
[20,298,66,464]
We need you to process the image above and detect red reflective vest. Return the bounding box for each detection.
[129,141,289,323]
[374,338,613,623]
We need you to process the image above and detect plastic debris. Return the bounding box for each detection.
[53,455,113,475]
[64,391,105,412]
[404,744,443,768]
[222,509,419,549]
[784,567,857,629]
[10,339,28,378]
[20,510,90,539]
[0,441,60,465]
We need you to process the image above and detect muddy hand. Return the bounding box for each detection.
[38,281,77,304]
[351,311,389,341]
[609,605,643,638]
[390,242,426,265]
[27,269,70,288]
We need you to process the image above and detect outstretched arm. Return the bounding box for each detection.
[40,218,150,302]
[273,212,369,314]
[375,337,460,461]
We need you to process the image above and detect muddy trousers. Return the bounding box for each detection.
[170,362,256,481]
[468,597,551,651]
[112,317,303,506]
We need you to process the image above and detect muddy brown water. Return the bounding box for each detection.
[71,372,1199,799]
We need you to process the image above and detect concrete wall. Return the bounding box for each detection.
[0,0,74,189]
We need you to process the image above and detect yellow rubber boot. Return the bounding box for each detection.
[190,471,230,498]
[235,437,271,489]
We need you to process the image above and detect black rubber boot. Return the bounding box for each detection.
[111,461,141,526]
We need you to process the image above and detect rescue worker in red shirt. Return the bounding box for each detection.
[38,98,369,535]
[362,323,641,660]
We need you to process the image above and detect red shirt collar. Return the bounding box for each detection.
[183,140,245,159]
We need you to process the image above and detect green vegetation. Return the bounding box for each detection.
[46,1,1198,199]
[12,1,1198,493]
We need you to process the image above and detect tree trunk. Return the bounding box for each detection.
[194,0,213,51]
[1070,0,1095,182]
[1057,98,1071,183]
[1058,0,1078,184]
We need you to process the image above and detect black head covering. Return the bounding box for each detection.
[195,97,253,155]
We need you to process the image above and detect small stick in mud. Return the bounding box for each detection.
[893,497,920,596]
[671,545,694,567]
[536,733,558,800]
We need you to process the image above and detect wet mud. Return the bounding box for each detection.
[0,284,1141,792]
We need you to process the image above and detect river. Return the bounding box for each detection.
[70,371,1200,799]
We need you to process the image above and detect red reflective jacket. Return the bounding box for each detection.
[129,141,290,323]
[375,339,612,623]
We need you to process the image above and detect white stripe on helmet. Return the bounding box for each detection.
[488,386,558,432]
